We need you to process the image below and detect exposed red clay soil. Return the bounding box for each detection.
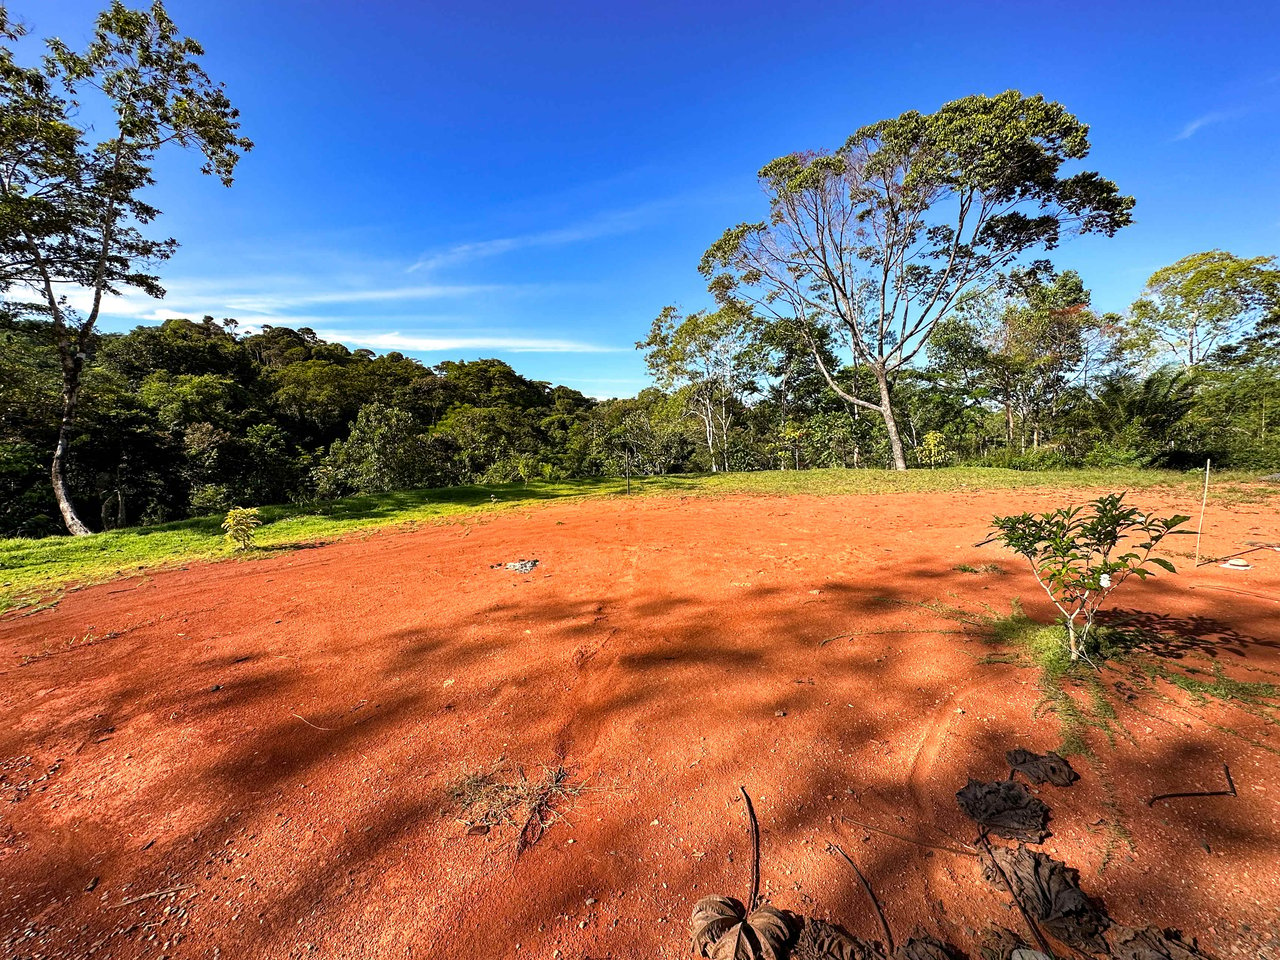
[2,489,1279,960]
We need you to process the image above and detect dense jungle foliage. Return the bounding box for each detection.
[2,268,1276,539]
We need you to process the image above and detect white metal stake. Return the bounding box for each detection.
[1195,459,1210,567]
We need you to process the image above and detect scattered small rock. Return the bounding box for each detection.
[491,559,539,573]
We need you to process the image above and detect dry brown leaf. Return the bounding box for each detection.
[1109,925,1213,960]
[690,896,793,960]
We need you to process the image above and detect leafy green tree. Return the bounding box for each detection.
[638,305,759,472]
[314,403,440,497]
[799,410,874,468]
[0,2,251,534]
[930,270,1095,450]
[138,372,247,432]
[1082,367,1197,465]
[984,494,1188,662]
[701,90,1133,470]
[916,431,949,469]
[1183,315,1280,469]
[1127,251,1280,368]
[102,317,250,382]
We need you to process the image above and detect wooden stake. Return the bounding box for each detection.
[1194,459,1210,567]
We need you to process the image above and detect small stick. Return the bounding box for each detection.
[977,834,1053,957]
[1148,763,1237,806]
[830,843,895,955]
[291,713,333,731]
[1194,459,1210,566]
[839,815,976,857]
[113,884,194,908]
[740,786,761,911]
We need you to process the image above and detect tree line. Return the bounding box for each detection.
[3,246,1275,539]
[640,250,1278,478]
[2,4,1277,538]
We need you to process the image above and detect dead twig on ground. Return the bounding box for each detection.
[113,884,194,908]
[830,842,895,954]
[1147,763,1236,806]
[740,785,761,910]
[291,713,333,731]
[514,764,582,857]
[839,815,977,857]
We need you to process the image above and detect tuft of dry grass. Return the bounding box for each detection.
[448,760,584,855]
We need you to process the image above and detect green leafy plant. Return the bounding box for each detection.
[917,431,949,469]
[982,493,1189,662]
[221,506,261,551]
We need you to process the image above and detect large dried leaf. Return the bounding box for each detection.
[792,916,886,960]
[892,935,964,959]
[975,927,1030,960]
[984,845,1109,954]
[1007,748,1079,787]
[957,778,1051,843]
[690,896,793,960]
[1109,925,1213,960]
[692,897,748,956]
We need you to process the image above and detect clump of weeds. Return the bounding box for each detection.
[447,759,584,855]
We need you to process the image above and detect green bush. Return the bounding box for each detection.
[221,506,261,551]
[190,483,233,514]
[973,447,1071,471]
[982,493,1189,662]
[1083,442,1145,469]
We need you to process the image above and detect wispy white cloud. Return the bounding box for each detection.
[217,284,504,314]
[408,200,675,273]
[314,329,622,354]
[56,279,527,324]
[1174,108,1242,140]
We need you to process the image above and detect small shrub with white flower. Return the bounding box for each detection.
[981,493,1189,664]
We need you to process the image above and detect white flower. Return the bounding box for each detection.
[1099,573,1112,588]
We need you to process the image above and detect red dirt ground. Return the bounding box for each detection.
[2,489,1279,960]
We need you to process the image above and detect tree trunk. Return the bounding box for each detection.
[701,411,717,472]
[873,369,908,470]
[52,365,92,535]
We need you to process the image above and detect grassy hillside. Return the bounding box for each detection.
[2,467,1272,613]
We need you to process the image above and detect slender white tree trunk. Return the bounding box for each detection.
[52,372,92,536]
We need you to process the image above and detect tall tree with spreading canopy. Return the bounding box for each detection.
[0,2,251,534]
[700,90,1133,469]
[1126,250,1280,368]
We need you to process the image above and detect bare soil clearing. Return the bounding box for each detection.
[2,490,1278,959]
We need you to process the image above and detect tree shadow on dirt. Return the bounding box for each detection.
[1098,607,1278,662]
[4,533,1280,959]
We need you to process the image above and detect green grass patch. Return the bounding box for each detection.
[1141,661,1278,708]
[954,562,1005,574]
[972,598,1280,756]
[969,600,1124,754]
[1,466,1273,613]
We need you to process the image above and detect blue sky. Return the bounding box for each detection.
[12,0,1280,397]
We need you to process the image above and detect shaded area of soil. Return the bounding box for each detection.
[1,489,1278,959]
